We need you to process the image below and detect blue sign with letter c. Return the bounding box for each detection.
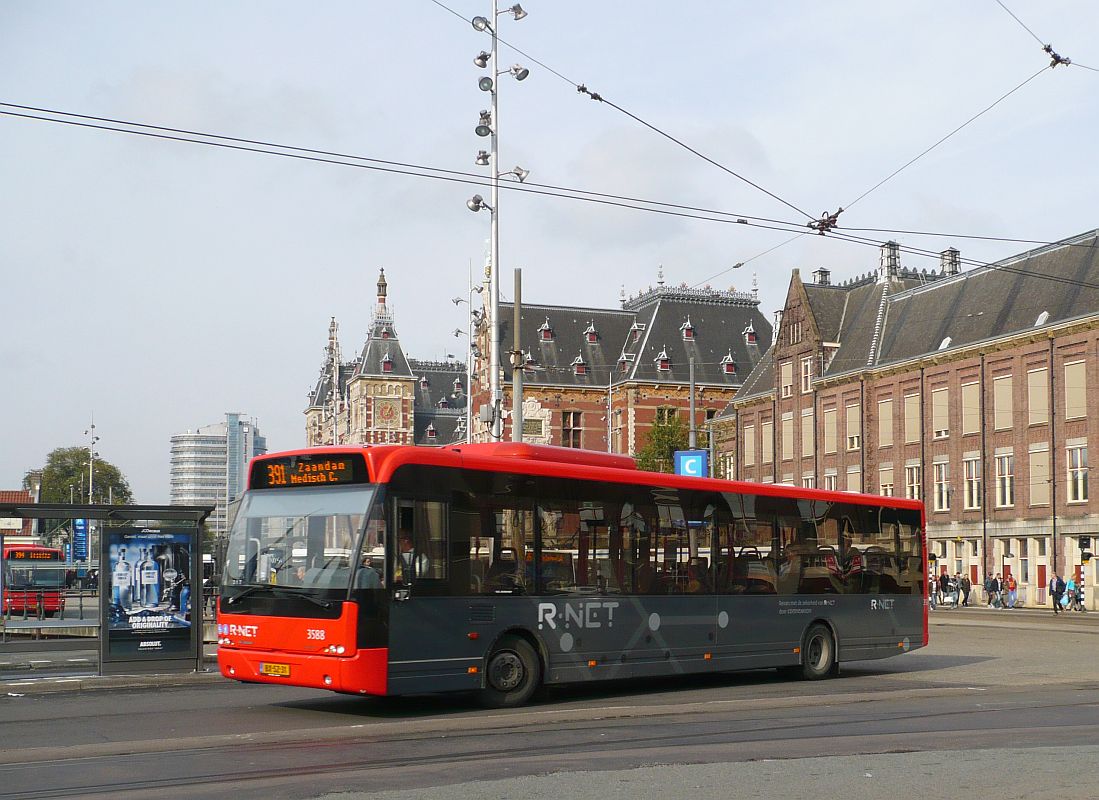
[674,450,708,478]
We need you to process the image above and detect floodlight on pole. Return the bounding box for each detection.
[467,194,492,212]
[472,15,491,31]
[510,64,529,81]
[473,50,491,68]
[507,4,527,20]
[475,150,490,166]
[479,76,495,92]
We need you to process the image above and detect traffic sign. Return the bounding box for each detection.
[674,449,709,478]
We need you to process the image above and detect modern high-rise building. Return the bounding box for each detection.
[169,413,267,535]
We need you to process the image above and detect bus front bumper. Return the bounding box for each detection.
[217,646,388,696]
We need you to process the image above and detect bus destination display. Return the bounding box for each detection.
[9,550,61,560]
[251,454,366,489]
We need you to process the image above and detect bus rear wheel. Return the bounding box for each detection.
[799,623,836,680]
[480,634,540,708]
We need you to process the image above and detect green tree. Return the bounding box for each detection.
[635,414,689,473]
[23,446,134,505]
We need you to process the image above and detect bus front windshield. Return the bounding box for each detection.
[5,561,65,589]
[222,485,377,594]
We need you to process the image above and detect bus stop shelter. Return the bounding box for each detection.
[0,503,214,675]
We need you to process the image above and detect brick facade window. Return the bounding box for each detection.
[1068,444,1089,502]
[562,411,582,448]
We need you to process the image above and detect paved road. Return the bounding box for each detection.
[0,611,1095,799]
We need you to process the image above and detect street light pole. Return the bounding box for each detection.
[470,3,528,441]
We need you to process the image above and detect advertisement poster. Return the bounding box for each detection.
[105,527,195,659]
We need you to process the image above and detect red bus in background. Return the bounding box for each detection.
[2,543,67,617]
[218,444,927,707]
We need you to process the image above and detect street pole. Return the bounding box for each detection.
[511,268,523,442]
[689,356,697,449]
[487,0,503,441]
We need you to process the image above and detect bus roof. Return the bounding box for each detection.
[249,445,924,514]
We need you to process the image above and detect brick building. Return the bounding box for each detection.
[716,230,1099,608]
[305,270,467,448]
[469,274,771,458]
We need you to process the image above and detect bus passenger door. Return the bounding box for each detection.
[386,496,478,694]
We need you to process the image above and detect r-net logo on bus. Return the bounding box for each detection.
[537,601,620,630]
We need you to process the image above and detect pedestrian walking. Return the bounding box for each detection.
[928,574,938,610]
[951,572,962,608]
[1005,573,1018,608]
[989,574,1002,608]
[984,574,995,606]
[937,572,946,606]
[1050,573,1066,613]
[960,574,972,607]
[1066,575,1078,611]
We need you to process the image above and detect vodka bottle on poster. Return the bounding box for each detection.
[112,547,133,611]
[139,547,161,608]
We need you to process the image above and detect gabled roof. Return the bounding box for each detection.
[729,229,1099,405]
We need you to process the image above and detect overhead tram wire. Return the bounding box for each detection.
[0,106,816,240]
[841,65,1050,212]
[11,98,1089,256]
[6,105,1098,293]
[993,0,1099,72]
[691,233,809,290]
[0,104,802,230]
[426,0,817,224]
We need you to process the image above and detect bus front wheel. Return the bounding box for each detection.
[799,623,836,680]
[481,634,540,708]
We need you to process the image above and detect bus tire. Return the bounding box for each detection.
[480,634,540,708]
[800,623,836,680]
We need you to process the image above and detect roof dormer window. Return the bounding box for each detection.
[453,377,463,392]
[630,321,646,343]
[571,352,587,376]
[743,322,757,345]
[680,317,694,340]
[437,397,449,408]
[539,317,554,341]
[426,423,437,440]
[584,321,599,344]
[720,351,737,375]
[618,357,629,374]
[380,326,391,340]
[419,375,429,388]
[381,352,393,373]
[655,346,670,372]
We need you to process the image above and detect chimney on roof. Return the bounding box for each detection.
[812,267,831,286]
[940,247,960,276]
[878,241,900,283]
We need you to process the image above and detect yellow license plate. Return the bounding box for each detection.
[260,662,291,677]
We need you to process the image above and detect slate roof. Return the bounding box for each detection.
[409,359,467,412]
[354,317,414,379]
[730,229,1099,404]
[496,285,770,388]
[414,410,464,447]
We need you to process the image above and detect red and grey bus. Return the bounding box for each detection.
[217,443,927,706]
[2,543,67,617]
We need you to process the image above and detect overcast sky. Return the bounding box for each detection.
[2,1,1097,504]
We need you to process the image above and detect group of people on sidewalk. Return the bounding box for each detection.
[929,570,1087,612]
[1048,573,1088,613]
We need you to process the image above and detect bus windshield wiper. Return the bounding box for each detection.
[224,584,269,605]
[268,586,332,609]
[224,584,331,609]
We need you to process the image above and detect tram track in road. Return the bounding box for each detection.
[4,688,1099,800]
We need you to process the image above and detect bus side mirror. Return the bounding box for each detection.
[393,587,411,602]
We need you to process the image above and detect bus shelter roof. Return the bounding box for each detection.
[0,503,214,524]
